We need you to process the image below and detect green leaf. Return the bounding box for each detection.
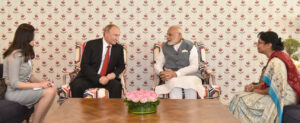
[284,39,300,57]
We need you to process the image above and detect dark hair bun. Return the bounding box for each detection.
[273,37,284,51]
[257,31,284,51]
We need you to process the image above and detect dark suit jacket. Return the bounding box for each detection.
[76,38,125,86]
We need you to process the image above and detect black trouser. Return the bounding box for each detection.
[70,77,122,98]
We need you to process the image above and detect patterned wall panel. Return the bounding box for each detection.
[0,0,299,104]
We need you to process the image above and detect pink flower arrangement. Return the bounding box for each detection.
[124,90,160,114]
[125,90,158,103]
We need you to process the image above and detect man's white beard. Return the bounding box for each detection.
[167,41,177,45]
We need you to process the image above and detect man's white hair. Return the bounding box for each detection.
[169,25,183,35]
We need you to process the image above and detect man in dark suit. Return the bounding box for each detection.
[70,24,125,98]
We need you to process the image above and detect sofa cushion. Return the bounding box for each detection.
[0,100,33,123]
[84,88,109,98]
[283,104,300,123]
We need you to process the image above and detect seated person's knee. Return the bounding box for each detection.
[43,87,57,96]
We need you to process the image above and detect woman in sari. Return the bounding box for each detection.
[229,31,300,123]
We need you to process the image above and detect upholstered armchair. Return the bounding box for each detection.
[59,42,128,98]
[152,42,221,99]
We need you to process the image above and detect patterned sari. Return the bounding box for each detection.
[229,51,299,123]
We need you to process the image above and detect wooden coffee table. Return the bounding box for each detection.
[44,98,238,123]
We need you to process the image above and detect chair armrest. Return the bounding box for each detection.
[207,71,216,85]
[119,70,127,98]
[152,43,163,90]
[152,71,161,90]
[120,43,127,98]
[64,73,70,85]
[64,68,80,85]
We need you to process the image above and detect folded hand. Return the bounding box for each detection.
[244,84,255,92]
[99,76,109,85]
[160,69,177,81]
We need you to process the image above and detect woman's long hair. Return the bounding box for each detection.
[3,23,35,62]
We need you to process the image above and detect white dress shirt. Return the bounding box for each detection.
[154,40,198,77]
[97,38,112,74]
